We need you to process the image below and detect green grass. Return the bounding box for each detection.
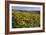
[12,10,40,28]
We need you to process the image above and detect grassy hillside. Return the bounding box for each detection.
[12,10,40,28]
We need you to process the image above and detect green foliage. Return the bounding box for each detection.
[12,10,40,28]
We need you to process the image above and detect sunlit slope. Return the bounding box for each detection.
[12,10,40,28]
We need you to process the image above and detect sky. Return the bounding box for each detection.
[12,6,40,11]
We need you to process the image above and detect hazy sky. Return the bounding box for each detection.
[12,6,40,11]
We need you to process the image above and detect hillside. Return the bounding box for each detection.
[12,10,40,28]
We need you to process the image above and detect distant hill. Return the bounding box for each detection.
[12,9,40,14]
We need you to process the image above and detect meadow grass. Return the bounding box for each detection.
[12,10,40,28]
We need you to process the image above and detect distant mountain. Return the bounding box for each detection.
[12,9,40,14]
